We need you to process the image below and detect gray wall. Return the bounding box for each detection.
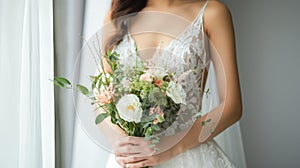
[221,0,300,167]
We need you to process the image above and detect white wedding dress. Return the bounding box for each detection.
[106,1,236,167]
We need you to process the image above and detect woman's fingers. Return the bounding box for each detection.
[125,159,154,168]
[114,144,143,155]
[116,156,146,164]
[115,156,126,167]
[113,136,154,156]
[115,136,145,146]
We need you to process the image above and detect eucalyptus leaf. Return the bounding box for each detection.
[152,138,160,144]
[76,84,89,95]
[52,79,65,88]
[143,122,151,128]
[54,77,71,86]
[95,113,109,124]
[195,111,202,118]
[151,125,160,131]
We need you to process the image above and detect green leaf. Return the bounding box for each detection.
[95,113,109,124]
[54,77,71,86]
[152,138,160,144]
[151,125,160,131]
[143,122,151,128]
[195,111,202,118]
[52,79,65,88]
[76,84,89,95]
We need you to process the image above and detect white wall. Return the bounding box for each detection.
[221,0,300,167]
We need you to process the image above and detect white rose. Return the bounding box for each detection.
[147,68,168,79]
[116,94,143,123]
[139,73,153,82]
[166,81,187,105]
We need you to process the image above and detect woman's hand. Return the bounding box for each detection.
[114,136,178,168]
[113,136,154,157]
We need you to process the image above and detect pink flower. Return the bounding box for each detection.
[149,106,165,124]
[139,73,153,82]
[154,78,163,87]
[96,84,115,104]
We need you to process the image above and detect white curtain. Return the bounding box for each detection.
[0,0,55,168]
[71,1,111,168]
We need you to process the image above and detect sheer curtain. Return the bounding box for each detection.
[0,0,55,168]
[53,0,85,168]
[71,1,111,168]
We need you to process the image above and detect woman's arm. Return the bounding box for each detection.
[173,0,243,155]
[115,1,243,167]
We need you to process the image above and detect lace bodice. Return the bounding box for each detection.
[114,1,210,137]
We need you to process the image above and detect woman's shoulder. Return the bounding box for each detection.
[205,0,231,16]
[202,1,233,34]
[190,0,231,20]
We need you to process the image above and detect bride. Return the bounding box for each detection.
[101,0,243,167]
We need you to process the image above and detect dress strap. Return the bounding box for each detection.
[199,0,209,19]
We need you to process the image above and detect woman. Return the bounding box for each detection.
[102,0,243,167]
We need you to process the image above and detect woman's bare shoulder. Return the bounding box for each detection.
[205,0,231,16]
[203,1,233,35]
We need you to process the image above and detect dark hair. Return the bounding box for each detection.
[105,0,147,51]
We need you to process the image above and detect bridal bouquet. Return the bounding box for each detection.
[53,49,187,149]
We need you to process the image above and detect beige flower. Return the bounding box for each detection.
[95,84,115,104]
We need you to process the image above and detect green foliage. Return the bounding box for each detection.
[52,77,72,88]
[76,84,89,95]
[95,113,109,124]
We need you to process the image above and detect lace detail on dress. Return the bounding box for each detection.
[154,140,235,168]
[115,2,209,137]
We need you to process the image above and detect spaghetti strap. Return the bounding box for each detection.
[199,0,209,19]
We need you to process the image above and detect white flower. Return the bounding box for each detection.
[147,68,168,79]
[139,73,153,82]
[116,94,143,123]
[166,81,187,105]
